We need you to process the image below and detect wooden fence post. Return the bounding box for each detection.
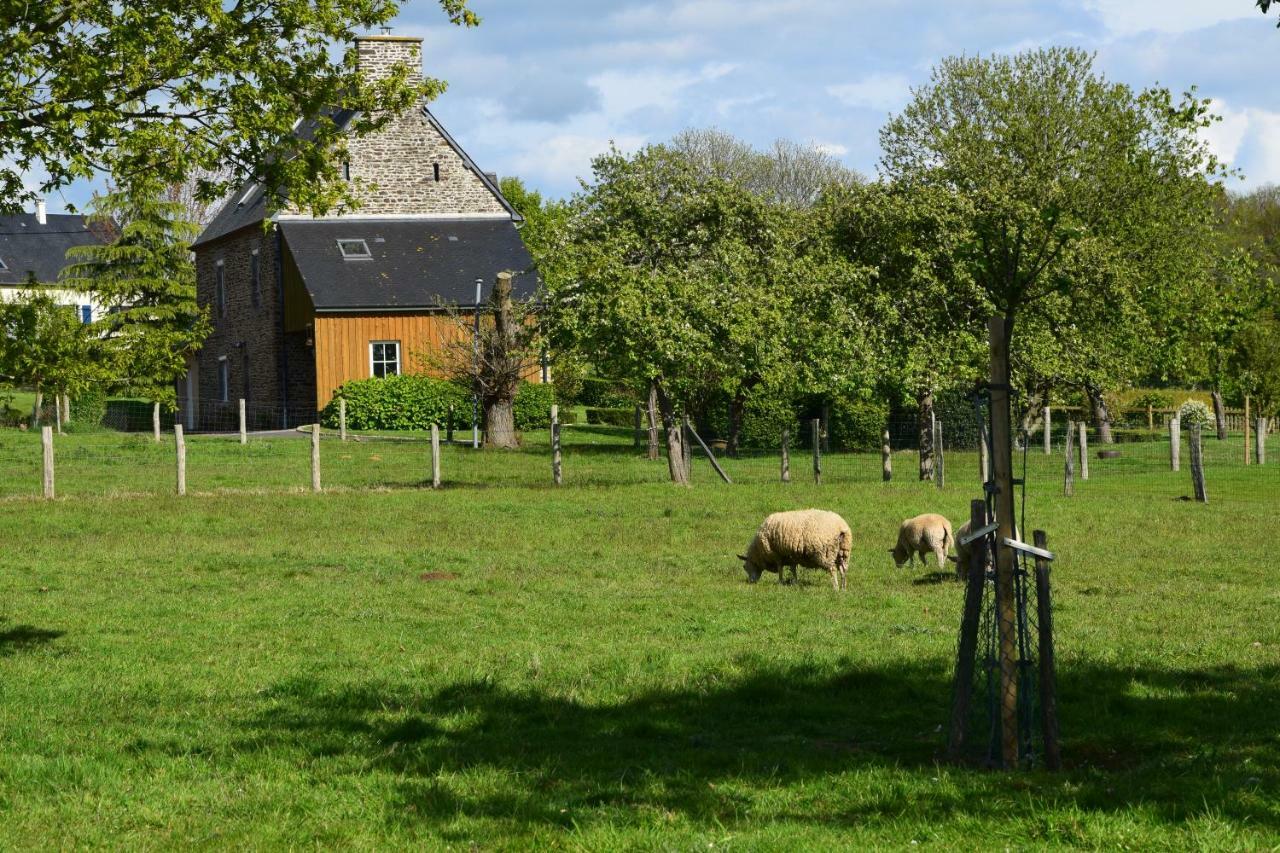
[61,393,70,426]
[174,424,186,496]
[446,404,454,444]
[688,423,732,484]
[430,423,441,489]
[55,392,63,435]
[1063,420,1075,497]
[551,405,562,486]
[1189,422,1207,503]
[1147,404,1154,432]
[882,428,892,483]
[811,418,822,485]
[41,425,54,499]
[682,414,693,480]
[633,404,642,448]
[947,498,989,762]
[1078,421,1089,481]
[934,419,945,491]
[153,402,161,443]
[339,398,347,442]
[239,398,247,445]
[1170,416,1181,472]
[1245,397,1252,465]
[646,383,660,461]
[1257,417,1267,466]
[1043,405,1051,454]
[781,429,791,483]
[311,424,321,493]
[1033,530,1061,771]
[979,420,990,486]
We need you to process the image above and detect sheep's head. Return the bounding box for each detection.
[889,545,909,569]
[738,554,764,583]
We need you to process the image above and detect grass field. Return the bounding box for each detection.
[1,425,1278,848]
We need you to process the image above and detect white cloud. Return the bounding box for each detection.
[813,142,848,157]
[1200,100,1280,187]
[589,62,737,120]
[1083,0,1258,37]
[510,132,647,189]
[826,72,912,112]
[1202,99,1250,165]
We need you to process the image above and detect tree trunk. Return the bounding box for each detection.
[727,389,746,457]
[483,397,518,449]
[1086,384,1114,445]
[646,381,660,461]
[917,386,935,481]
[1211,388,1227,441]
[654,380,689,485]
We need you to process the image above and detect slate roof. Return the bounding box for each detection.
[193,106,519,249]
[0,213,104,286]
[280,218,536,311]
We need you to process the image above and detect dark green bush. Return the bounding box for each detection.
[825,396,891,451]
[324,375,467,431]
[738,393,800,449]
[71,387,108,427]
[578,376,636,409]
[586,407,634,427]
[512,382,557,430]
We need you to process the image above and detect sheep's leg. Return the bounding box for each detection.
[789,565,798,585]
[935,546,947,570]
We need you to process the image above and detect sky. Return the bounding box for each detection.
[44,0,1280,212]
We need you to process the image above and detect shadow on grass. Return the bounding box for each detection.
[0,623,64,656]
[235,660,1280,833]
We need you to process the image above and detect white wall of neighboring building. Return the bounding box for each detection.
[0,284,107,324]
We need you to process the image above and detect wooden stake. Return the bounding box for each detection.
[811,418,822,485]
[781,429,792,483]
[311,424,321,492]
[1170,416,1181,472]
[1078,421,1089,481]
[551,405,562,486]
[1189,422,1207,503]
[1033,530,1061,771]
[153,401,161,443]
[239,398,247,445]
[1257,417,1267,466]
[1147,404,1154,432]
[1043,405,1051,454]
[935,419,945,491]
[1063,420,1075,497]
[978,420,990,486]
[881,428,892,483]
[947,499,989,762]
[61,393,70,425]
[1244,396,1251,465]
[633,404,642,448]
[446,404,454,444]
[988,316,1020,769]
[688,423,732,484]
[41,425,54,499]
[174,424,186,496]
[54,392,63,435]
[339,398,347,442]
[646,382,660,461]
[430,423,441,489]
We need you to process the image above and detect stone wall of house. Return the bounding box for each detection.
[194,227,287,423]
[356,36,423,87]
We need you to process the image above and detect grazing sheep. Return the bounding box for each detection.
[739,509,852,590]
[890,513,953,570]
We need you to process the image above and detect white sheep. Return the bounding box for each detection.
[739,509,852,590]
[889,513,953,570]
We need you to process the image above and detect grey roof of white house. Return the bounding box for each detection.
[0,213,104,286]
[280,218,536,311]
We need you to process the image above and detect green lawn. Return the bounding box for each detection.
[0,425,1278,848]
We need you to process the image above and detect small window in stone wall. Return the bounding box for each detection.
[433,163,441,182]
[250,250,261,308]
[215,261,226,318]
[343,161,351,181]
[217,356,229,403]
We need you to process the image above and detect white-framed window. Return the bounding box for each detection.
[217,356,229,402]
[337,239,372,260]
[370,341,400,378]
[250,249,261,308]
[215,260,226,318]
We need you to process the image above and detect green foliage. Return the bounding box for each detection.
[70,387,108,427]
[323,375,467,432]
[585,407,635,427]
[63,183,210,405]
[1128,390,1175,411]
[511,382,556,431]
[577,376,636,409]
[0,286,101,401]
[0,1,477,213]
[1178,399,1213,428]
[1233,309,1280,415]
[736,393,800,450]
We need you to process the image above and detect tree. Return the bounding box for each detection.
[61,182,211,407]
[542,145,796,483]
[671,128,862,208]
[1,1,477,213]
[1261,0,1279,25]
[1233,309,1280,416]
[0,283,101,422]
[880,48,1226,443]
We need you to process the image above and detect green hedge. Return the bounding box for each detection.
[71,387,108,427]
[586,406,634,427]
[323,375,557,433]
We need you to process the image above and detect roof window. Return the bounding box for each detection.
[337,239,372,260]
[0,256,7,270]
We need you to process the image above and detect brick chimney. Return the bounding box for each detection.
[355,34,423,87]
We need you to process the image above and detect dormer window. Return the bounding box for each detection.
[337,239,372,260]
[0,256,7,270]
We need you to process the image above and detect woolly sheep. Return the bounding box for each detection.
[889,513,953,570]
[739,509,852,591]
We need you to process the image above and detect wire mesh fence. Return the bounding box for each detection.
[1,397,1276,502]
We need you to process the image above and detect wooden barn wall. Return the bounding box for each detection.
[312,313,470,408]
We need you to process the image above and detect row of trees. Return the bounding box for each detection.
[517,47,1279,483]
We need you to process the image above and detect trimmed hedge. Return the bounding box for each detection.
[586,406,634,427]
[71,387,108,427]
[322,375,557,433]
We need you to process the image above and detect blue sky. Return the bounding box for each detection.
[45,0,1280,212]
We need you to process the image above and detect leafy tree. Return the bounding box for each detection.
[879,48,1226,443]
[0,1,477,212]
[1261,0,1279,25]
[0,283,101,423]
[61,183,210,407]
[1233,309,1280,416]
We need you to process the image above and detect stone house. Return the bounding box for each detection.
[187,35,535,429]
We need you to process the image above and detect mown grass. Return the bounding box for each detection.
[0,425,1278,848]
